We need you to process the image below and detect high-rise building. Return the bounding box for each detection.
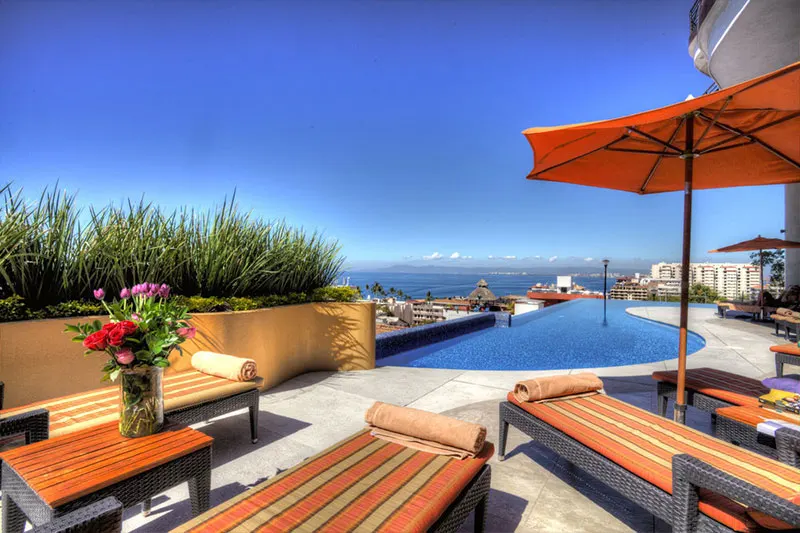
[687,0,800,285]
[651,262,761,300]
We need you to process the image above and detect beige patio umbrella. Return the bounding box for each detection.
[522,61,800,423]
[709,236,800,312]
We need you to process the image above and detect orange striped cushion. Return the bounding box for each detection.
[652,368,768,408]
[716,406,800,427]
[771,344,800,357]
[508,392,800,532]
[0,371,259,437]
[173,430,492,533]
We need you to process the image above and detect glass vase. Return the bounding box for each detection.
[119,367,164,438]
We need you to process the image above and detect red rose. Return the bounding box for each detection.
[116,320,138,336]
[107,326,126,347]
[101,323,117,332]
[83,330,109,351]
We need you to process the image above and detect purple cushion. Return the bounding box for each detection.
[763,375,800,394]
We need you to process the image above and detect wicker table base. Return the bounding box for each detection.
[1,423,212,533]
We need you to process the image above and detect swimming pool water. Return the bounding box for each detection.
[377,299,709,370]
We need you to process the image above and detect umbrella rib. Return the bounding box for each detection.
[696,113,800,169]
[605,148,681,156]
[639,116,686,194]
[694,97,731,148]
[626,127,683,153]
[696,111,800,153]
[528,134,628,178]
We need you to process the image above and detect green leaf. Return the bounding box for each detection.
[64,324,80,332]
[109,368,121,382]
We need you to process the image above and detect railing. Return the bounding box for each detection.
[689,0,700,38]
[703,81,720,94]
[689,0,716,43]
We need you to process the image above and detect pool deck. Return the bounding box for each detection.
[121,306,788,532]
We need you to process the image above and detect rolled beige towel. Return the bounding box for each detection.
[191,351,258,382]
[513,373,603,403]
[777,308,794,316]
[365,402,486,460]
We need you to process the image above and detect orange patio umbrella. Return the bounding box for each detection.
[709,236,800,310]
[522,61,800,423]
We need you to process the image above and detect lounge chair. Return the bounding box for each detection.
[172,428,493,533]
[499,392,800,532]
[771,309,800,340]
[0,370,260,444]
[652,368,768,418]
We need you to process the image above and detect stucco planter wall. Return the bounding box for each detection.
[0,301,375,409]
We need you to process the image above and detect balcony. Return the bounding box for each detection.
[688,0,717,44]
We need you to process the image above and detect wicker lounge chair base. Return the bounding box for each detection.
[498,400,800,532]
[715,412,778,460]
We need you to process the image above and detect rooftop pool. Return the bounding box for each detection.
[377,299,710,370]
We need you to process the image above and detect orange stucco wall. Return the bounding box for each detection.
[0,302,376,409]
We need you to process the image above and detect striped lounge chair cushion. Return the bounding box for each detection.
[508,392,800,532]
[0,371,260,437]
[652,368,768,408]
[174,430,493,533]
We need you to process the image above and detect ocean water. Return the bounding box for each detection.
[378,299,710,371]
[342,271,608,299]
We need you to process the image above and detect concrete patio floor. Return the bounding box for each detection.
[121,306,791,532]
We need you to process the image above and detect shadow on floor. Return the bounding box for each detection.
[456,488,528,533]
[190,410,312,469]
[127,481,249,532]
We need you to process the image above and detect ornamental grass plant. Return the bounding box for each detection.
[0,184,345,314]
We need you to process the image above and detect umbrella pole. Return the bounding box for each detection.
[675,114,695,424]
[760,249,764,318]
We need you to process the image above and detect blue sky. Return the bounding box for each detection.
[0,1,786,270]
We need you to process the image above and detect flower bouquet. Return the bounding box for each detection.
[65,283,196,437]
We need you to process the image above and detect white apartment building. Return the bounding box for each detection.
[650,262,761,300]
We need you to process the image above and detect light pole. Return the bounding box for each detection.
[602,259,610,326]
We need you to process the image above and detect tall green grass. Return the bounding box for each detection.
[0,185,344,307]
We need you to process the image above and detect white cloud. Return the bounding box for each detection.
[450,252,461,259]
[534,255,541,259]
[548,256,558,263]
[423,252,443,260]
[402,255,414,260]
[502,255,517,260]
[584,257,594,262]
[463,255,473,259]
[487,255,495,259]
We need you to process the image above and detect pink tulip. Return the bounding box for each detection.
[159,284,171,298]
[177,326,196,340]
[93,288,105,300]
[120,287,130,299]
[115,348,135,365]
[132,312,141,321]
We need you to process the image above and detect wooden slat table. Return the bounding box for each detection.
[0,421,212,532]
[715,405,800,459]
